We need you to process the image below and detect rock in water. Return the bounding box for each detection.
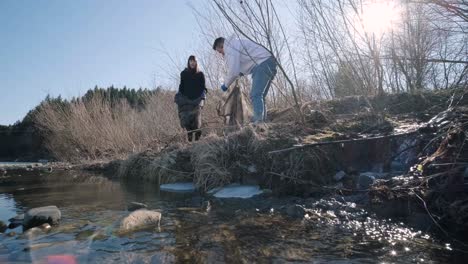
[357,173,376,189]
[286,204,306,218]
[120,209,161,231]
[334,171,346,181]
[0,221,7,233]
[8,222,21,229]
[128,202,148,211]
[23,206,61,229]
[9,214,24,223]
[8,214,24,229]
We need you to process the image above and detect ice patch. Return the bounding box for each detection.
[160,182,195,192]
[213,184,263,199]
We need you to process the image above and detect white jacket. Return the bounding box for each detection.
[224,36,272,87]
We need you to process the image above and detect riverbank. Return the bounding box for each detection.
[109,88,468,240]
[4,88,468,243]
[114,89,466,187]
[0,161,103,175]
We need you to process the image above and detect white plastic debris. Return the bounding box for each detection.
[160,182,195,192]
[213,184,263,199]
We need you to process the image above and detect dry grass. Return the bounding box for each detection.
[202,90,225,130]
[34,90,225,162]
[114,122,340,193]
[190,127,262,191]
[117,144,193,183]
[116,127,264,190]
[117,127,264,189]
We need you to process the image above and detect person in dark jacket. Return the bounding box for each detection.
[175,55,207,142]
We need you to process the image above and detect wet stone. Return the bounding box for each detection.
[334,171,346,181]
[358,173,376,189]
[8,214,24,229]
[120,209,162,232]
[8,222,21,229]
[23,205,61,229]
[286,204,306,218]
[0,221,7,233]
[8,214,24,223]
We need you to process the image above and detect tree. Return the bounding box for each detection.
[333,61,368,97]
[427,0,468,24]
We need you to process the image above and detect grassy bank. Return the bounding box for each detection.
[109,87,468,240]
[114,88,467,193]
[19,86,467,238]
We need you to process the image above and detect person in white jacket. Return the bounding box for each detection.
[213,36,277,123]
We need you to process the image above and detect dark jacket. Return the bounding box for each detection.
[174,92,203,111]
[174,92,203,132]
[178,68,207,100]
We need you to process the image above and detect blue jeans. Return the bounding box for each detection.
[251,56,277,122]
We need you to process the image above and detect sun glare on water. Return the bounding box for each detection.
[359,1,401,35]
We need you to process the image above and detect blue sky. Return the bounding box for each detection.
[0,0,201,125]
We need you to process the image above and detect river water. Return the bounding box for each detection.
[0,170,466,263]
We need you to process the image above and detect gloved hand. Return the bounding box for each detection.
[220,84,228,92]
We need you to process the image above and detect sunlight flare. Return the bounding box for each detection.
[360,1,401,35]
